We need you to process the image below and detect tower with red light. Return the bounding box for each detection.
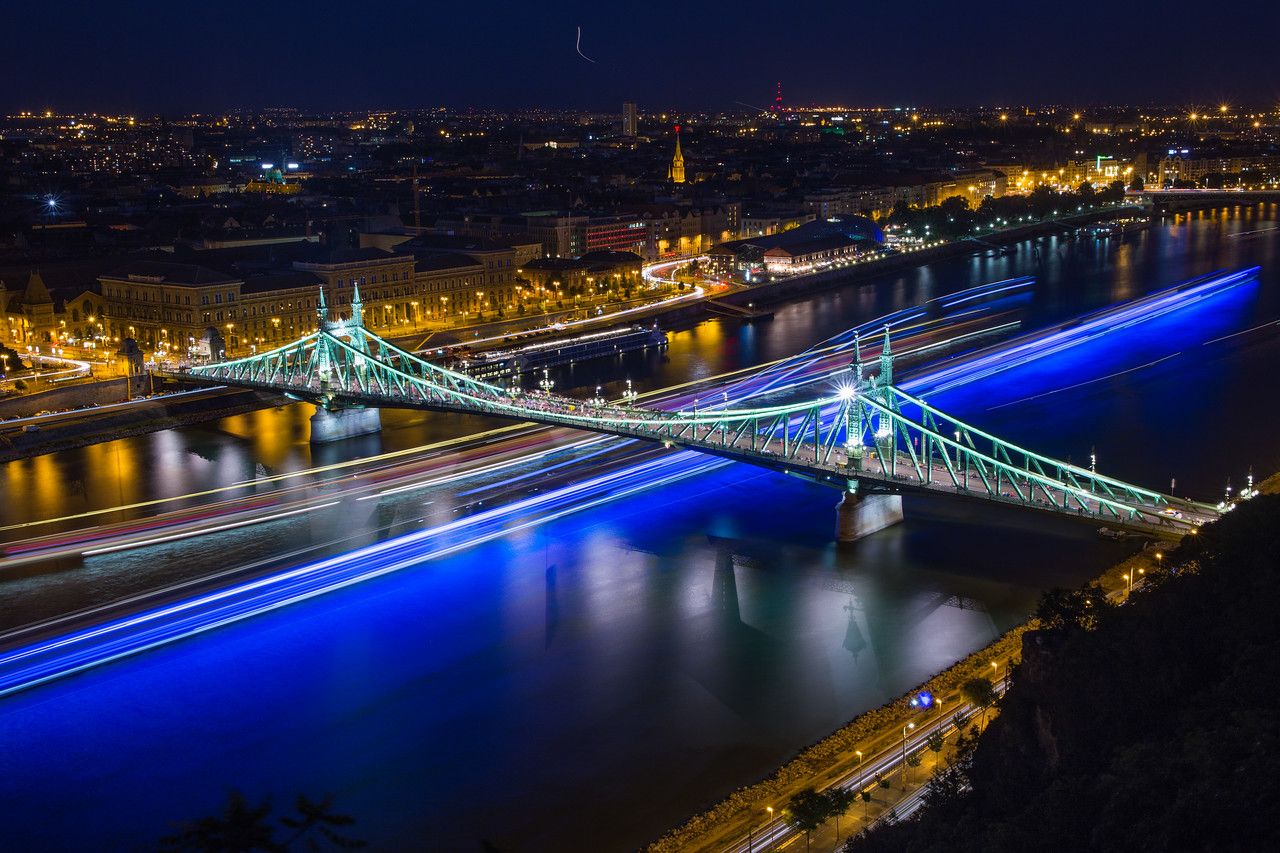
[668,124,686,184]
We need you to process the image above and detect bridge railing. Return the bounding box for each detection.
[184,324,1208,532]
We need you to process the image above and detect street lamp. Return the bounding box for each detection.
[901,722,916,783]
[766,806,775,846]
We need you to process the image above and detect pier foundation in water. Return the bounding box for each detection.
[309,405,382,443]
[835,490,904,542]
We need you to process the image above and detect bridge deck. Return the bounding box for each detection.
[165,309,1216,540]
[164,369,1208,538]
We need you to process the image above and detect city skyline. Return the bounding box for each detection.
[3,6,1280,849]
[6,0,1278,113]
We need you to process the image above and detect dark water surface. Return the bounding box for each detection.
[1,207,1278,851]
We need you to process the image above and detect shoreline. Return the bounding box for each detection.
[648,472,1270,853]
[0,205,1142,465]
[644,621,1035,853]
[0,386,284,464]
[644,534,1171,853]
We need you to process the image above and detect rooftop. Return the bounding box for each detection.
[100,259,241,287]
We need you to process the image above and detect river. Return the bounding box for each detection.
[0,206,1278,851]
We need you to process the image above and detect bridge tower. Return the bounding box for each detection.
[846,332,866,470]
[347,281,370,357]
[837,327,905,541]
[350,280,365,329]
[309,283,382,443]
[315,286,333,386]
[877,324,894,388]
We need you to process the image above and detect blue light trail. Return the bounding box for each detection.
[0,269,1257,698]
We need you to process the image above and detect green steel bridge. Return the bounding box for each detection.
[170,286,1214,539]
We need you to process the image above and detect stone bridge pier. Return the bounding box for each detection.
[310,404,382,443]
[836,481,904,542]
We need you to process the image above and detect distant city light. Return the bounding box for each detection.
[261,163,274,169]
[286,162,300,170]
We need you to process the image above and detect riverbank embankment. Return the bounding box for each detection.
[0,204,1144,464]
[0,384,285,463]
[647,496,1215,852]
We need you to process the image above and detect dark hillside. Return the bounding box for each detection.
[848,496,1280,853]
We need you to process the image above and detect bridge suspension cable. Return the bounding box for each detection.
[174,290,1215,536]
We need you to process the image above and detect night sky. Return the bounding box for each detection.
[6,0,1279,113]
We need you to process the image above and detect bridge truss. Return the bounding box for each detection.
[178,287,1212,535]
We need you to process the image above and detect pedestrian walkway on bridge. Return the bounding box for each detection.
[168,284,1216,540]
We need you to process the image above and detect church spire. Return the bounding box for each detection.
[669,125,686,184]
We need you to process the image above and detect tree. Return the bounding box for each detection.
[787,788,832,851]
[919,727,979,817]
[279,795,365,851]
[887,201,916,227]
[161,790,364,853]
[904,750,922,785]
[938,195,971,217]
[825,788,857,841]
[961,676,998,726]
[1028,185,1059,219]
[1036,584,1108,632]
[0,342,26,372]
[926,730,946,770]
[1129,174,1145,192]
[161,790,279,852]
[1098,180,1127,203]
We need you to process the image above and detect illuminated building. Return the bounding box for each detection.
[709,215,884,277]
[623,102,638,137]
[1,272,58,345]
[668,127,686,184]
[518,252,644,300]
[584,217,649,255]
[96,243,527,357]
[98,262,247,356]
[243,165,302,195]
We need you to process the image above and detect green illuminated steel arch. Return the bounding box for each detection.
[178,291,1216,537]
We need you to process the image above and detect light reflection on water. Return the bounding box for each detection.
[0,207,1279,851]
